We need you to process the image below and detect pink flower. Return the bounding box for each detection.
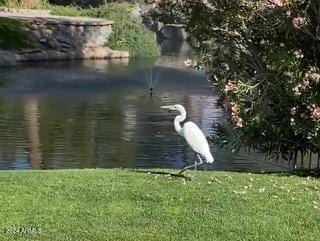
[224,80,239,93]
[305,66,320,82]
[231,114,243,128]
[229,102,239,113]
[268,0,284,7]
[303,79,309,87]
[184,59,193,67]
[290,107,297,115]
[151,0,161,7]
[290,118,295,126]
[292,84,302,96]
[312,107,320,120]
[235,117,243,128]
[226,102,243,128]
[293,49,304,59]
[292,74,312,96]
[308,104,320,121]
[292,17,306,29]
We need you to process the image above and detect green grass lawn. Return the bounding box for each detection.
[0,169,319,241]
[0,17,35,50]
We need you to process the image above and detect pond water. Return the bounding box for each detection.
[0,54,288,172]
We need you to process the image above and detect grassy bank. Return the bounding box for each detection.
[0,169,319,241]
[0,17,35,50]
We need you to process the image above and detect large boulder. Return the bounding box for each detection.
[131,4,143,24]
[160,24,188,41]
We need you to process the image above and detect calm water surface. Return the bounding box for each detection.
[0,56,287,172]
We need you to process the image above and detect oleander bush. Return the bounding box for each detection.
[157,0,320,166]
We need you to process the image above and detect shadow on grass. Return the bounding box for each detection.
[277,169,320,178]
[224,168,320,178]
[131,169,192,181]
[131,168,319,179]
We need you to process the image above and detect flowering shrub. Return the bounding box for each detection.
[157,0,320,165]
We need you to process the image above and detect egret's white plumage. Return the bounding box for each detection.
[182,122,214,163]
[161,104,214,173]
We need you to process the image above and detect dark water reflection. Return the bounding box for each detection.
[0,57,288,172]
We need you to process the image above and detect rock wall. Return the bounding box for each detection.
[48,0,137,8]
[140,4,188,43]
[0,9,129,66]
[25,16,113,51]
[49,0,108,7]
[159,24,187,41]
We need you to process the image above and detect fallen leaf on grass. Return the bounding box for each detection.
[259,187,266,193]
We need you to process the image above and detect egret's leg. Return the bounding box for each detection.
[178,154,203,174]
[196,154,203,166]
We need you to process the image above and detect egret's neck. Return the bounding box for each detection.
[174,109,186,136]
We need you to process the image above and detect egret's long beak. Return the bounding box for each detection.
[161,105,175,112]
[161,105,173,109]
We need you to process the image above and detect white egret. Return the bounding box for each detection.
[161,104,214,174]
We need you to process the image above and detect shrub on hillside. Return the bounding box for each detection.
[0,17,35,49]
[48,3,160,57]
[0,0,45,9]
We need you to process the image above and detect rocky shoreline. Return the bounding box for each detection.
[0,48,129,67]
